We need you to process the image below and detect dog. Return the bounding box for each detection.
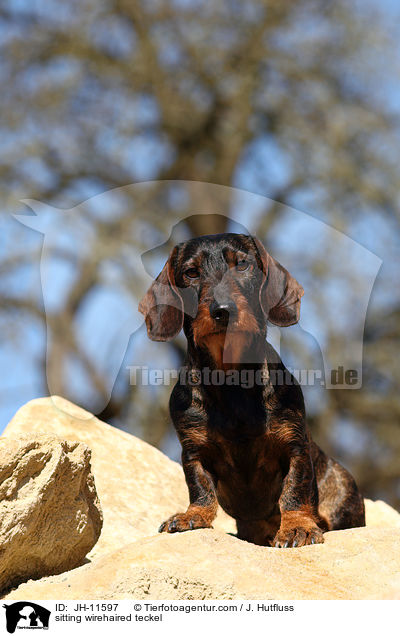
[139,233,365,547]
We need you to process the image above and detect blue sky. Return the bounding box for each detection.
[0,181,387,438]
[1,0,400,455]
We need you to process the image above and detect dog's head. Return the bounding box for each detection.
[139,233,303,354]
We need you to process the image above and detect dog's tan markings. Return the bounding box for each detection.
[139,233,365,547]
[274,507,324,547]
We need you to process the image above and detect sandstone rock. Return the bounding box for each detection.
[4,396,235,561]
[5,526,400,600]
[3,397,400,601]
[0,433,102,594]
[364,498,400,527]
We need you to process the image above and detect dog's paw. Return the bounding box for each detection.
[158,511,212,534]
[273,525,324,548]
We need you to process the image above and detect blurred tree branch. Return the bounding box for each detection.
[1,0,400,506]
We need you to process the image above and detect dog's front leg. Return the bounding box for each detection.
[274,451,324,548]
[159,452,218,534]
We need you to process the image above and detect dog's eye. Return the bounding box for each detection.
[184,267,199,279]
[236,259,251,271]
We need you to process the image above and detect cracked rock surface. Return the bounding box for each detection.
[2,397,400,600]
[0,432,102,593]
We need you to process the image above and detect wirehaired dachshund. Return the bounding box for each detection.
[139,233,365,547]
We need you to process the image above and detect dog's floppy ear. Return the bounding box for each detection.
[252,237,304,327]
[138,246,184,341]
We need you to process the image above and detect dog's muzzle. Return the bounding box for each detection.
[209,300,238,326]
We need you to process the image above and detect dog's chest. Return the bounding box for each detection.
[205,432,280,479]
[203,432,284,519]
[204,385,269,439]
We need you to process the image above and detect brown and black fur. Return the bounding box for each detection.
[139,233,365,547]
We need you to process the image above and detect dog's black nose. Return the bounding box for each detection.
[210,300,237,325]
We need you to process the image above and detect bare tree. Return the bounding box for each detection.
[1,0,400,506]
